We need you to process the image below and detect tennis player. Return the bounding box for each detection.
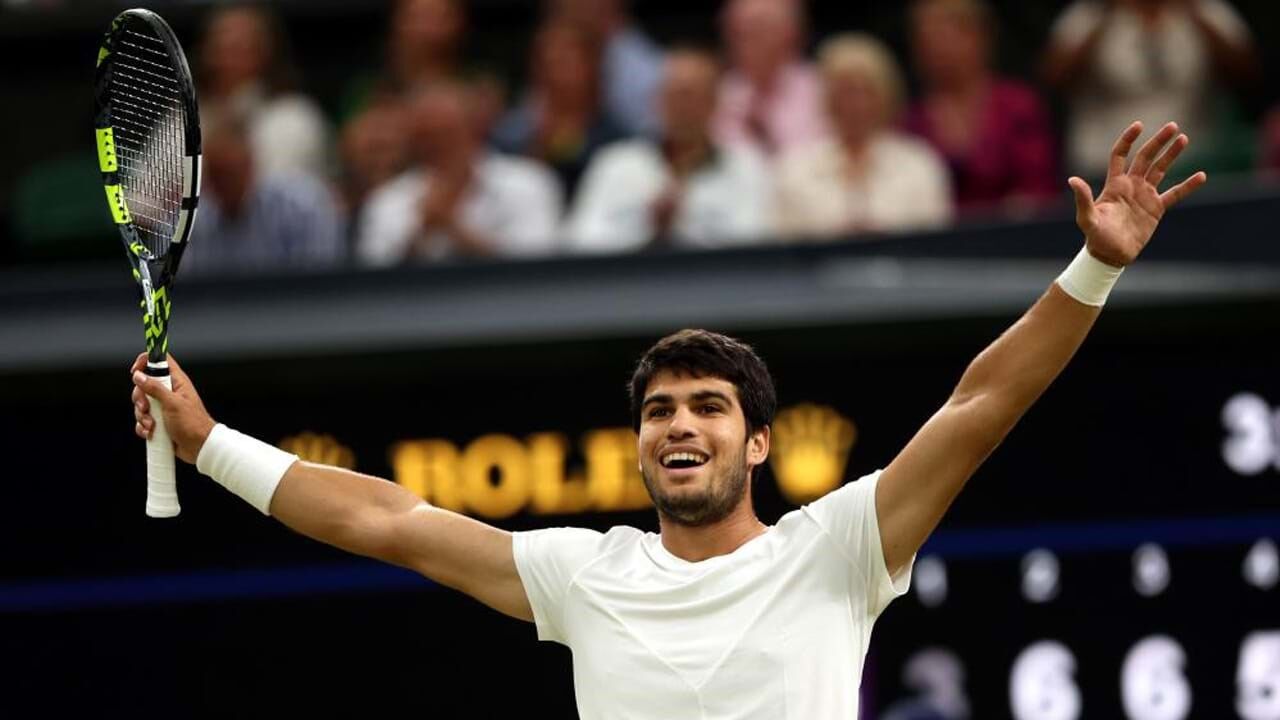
[131,122,1204,718]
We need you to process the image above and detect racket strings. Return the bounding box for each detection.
[108,27,185,257]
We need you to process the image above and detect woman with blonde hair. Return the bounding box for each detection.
[776,33,952,239]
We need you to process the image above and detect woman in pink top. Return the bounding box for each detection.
[904,0,1059,215]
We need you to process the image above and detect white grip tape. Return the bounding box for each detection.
[1055,247,1124,307]
[145,373,180,518]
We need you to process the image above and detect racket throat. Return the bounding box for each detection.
[138,263,158,320]
[137,261,172,361]
[141,280,156,320]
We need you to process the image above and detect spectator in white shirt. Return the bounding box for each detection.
[566,48,776,253]
[776,34,953,239]
[356,82,563,265]
[197,5,332,179]
[1042,0,1259,177]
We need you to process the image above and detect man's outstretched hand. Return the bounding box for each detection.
[131,354,216,464]
[1069,121,1208,268]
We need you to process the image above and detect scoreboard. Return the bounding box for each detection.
[0,295,1277,717]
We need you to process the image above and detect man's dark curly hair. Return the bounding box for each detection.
[629,329,777,436]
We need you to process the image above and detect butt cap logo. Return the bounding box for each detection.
[769,403,857,504]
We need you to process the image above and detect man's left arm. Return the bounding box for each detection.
[875,121,1207,576]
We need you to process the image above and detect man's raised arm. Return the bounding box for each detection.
[875,121,1207,576]
[129,356,533,622]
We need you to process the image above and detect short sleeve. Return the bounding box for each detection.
[512,527,604,644]
[801,471,913,617]
[564,143,656,253]
[492,161,564,257]
[354,177,419,268]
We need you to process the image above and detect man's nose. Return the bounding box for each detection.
[666,406,698,438]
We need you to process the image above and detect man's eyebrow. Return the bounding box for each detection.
[691,390,733,404]
[642,390,734,408]
[642,393,673,408]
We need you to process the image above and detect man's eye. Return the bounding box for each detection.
[700,405,723,414]
[648,407,671,418]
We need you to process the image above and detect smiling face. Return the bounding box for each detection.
[637,370,770,527]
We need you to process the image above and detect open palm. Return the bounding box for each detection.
[1069,122,1208,268]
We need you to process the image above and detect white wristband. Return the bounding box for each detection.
[1055,247,1124,307]
[195,424,298,515]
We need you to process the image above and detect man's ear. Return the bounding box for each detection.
[747,424,770,469]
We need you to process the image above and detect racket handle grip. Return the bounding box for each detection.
[145,373,180,518]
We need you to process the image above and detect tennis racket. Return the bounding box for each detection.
[94,9,201,518]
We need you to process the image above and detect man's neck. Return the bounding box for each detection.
[426,145,478,176]
[213,183,251,220]
[396,51,454,87]
[837,129,874,159]
[662,133,714,177]
[658,500,768,563]
[542,90,595,120]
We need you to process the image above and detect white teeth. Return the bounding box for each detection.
[661,451,708,467]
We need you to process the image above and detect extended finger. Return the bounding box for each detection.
[1068,176,1095,221]
[130,353,148,375]
[1129,122,1179,178]
[1108,122,1144,179]
[1160,171,1208,210]
[1146,134,1189,186]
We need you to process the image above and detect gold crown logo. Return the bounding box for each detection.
[279,432,357,469]
[769,404,857,504]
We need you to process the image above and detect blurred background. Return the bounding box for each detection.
[1,0,1279,717]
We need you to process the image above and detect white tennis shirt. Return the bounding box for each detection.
[513,471,913,719]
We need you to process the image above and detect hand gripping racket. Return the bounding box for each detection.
[94,9,201,517]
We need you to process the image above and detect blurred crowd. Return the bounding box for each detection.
[171,0,1269,275]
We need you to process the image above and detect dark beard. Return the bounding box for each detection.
[642,448,750,527]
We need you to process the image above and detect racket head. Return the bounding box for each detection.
[94,8,201,362]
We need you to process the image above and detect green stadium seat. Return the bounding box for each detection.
[11,150,119,263]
